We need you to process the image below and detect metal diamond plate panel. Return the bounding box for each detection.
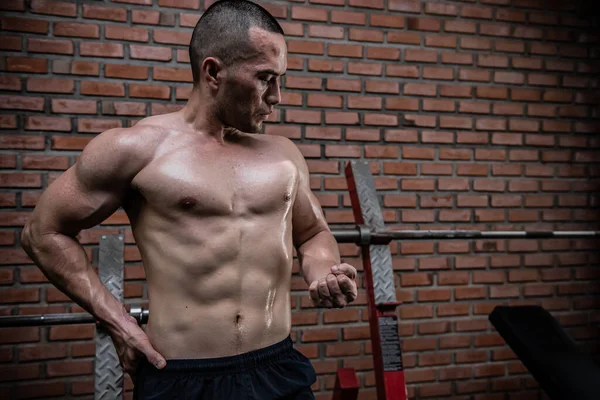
[95,235,124,400]
[349,161,396,305]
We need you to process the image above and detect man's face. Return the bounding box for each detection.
[216,27,287,133]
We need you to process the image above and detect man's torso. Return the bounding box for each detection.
[121,114,300,359]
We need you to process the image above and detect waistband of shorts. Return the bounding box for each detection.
[140,335,295,376]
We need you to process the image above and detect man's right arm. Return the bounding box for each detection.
[21,127,149,334]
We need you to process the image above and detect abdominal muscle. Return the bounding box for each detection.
[132,211,294,360]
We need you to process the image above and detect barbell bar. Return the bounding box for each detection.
[0,306,149,328]
[331,227,600,245]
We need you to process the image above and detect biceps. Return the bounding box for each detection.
[292,186,328,248]
[29,167,123,237]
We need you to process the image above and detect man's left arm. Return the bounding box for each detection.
[288,141,357,308]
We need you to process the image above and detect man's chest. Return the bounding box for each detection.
[131,147,299,217]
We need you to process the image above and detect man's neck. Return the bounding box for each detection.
[181,87,230,143]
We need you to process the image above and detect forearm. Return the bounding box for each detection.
[298,230,341,284]
[21,230,127,331]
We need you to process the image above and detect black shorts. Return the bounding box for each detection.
[133,336,317,400]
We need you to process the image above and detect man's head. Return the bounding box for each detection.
[189,0,287,133]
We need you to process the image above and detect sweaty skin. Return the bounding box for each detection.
[21,26,355,375]
[125,115,305,358]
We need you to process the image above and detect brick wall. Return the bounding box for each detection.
[1,0,599,399]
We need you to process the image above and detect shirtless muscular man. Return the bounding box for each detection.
[21,1,357,399]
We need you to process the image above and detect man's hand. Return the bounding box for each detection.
[106,313,166,382]
[309,263,358,308]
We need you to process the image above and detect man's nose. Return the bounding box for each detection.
[266,80,281,106]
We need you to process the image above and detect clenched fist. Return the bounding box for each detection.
[309,263,358,308]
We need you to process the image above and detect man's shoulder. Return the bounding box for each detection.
[78,118,170,179]
[261,133,298,150]
[96,117,169,155]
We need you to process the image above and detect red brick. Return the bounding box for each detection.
[105,25,148,42]
[440,335,472,349]
[458,69,490,83]
[370,14,404,28]
[497,9,526,22]
[132,9,160,24]
[528,74,558,86]
[153,29,191,45]
[130,84,170,99]
[364,113,397,126]
[496,40,525,53]
[441,52,473,65]
[122,50,165,65]
[388,31,421,44]
[80,42,123,58]
[475,364,505,377]
[31,0,77,17]
[366,80,399,94]
[0,364,41,382]
[287,40,324,55]
[0,0,24,10]
[54,22,99,38]
[440,85,472,98]
[348,62,382,76]
[65,62,97,77]
[389,0,421,13]
[462,37,491,50]
[417,288,451,302]
[325,342,360,357]
[440,116,473,130]
[158,0,199,8]
[426,2,457,15]
[24,116,71,132]
[308,25,343,39]
[19,343,67,361]
[291,6,327,22]
[81,81,124,97]
[327,44,362,58]
[82,4,126,21]
[1,16,48,33]
[325,145,360,158]
[22,155,69,171]
[153,67,192,83]
[47,360,93,377]
[349,28,383,42]
[495,72,525,85]
[103,65,148,81]
[445,20,476,33]
[27,37,73,56]
[323,308,359,324]
[26,78,72,96]
[420,100,452,113]
[306,94,342,108]
[423,67,453,80]
[386,66,419,79]
[6,57,48,74]
[0,95,44,112]
[325,112,359,125]
[404,83,436,97]
[424,35,457,49]
[0,35,21,51]
[331,10,365,25]
[307,59,343,73]
[405,49,437,63]
[478,87,508,100]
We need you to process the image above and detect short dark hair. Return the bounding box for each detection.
[189,0,284,85]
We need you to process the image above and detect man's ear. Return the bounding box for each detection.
[201,57,224,90]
